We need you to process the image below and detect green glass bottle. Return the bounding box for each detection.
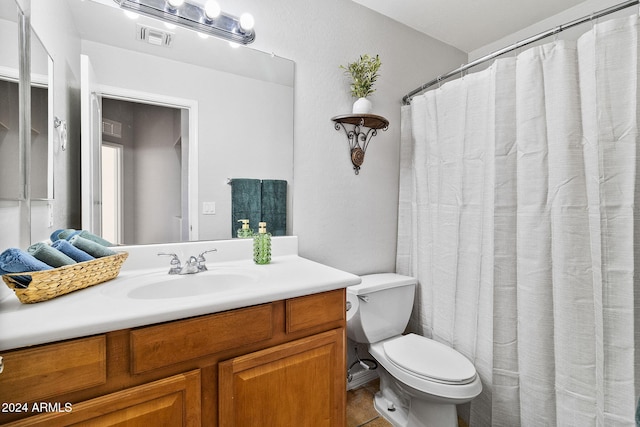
[237,219,253,238]
[253,222,271,265]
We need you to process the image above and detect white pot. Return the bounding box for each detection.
[352,97,372,114]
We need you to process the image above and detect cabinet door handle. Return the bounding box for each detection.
[0,355,3,374]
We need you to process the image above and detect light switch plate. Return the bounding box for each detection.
[202,202,216,215]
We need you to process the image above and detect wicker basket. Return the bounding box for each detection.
[2,252,128,304]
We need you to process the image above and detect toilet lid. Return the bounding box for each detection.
[383,334,477,384]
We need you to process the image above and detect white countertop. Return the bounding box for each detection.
[0,237,361,351]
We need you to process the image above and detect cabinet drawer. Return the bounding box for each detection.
[3,370,201,427]
[0,335,107,403]
[131,304,273,374]
[286,289,345,333]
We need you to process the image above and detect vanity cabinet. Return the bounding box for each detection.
[0,289,346,426]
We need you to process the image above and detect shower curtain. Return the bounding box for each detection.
[397,14,640,426]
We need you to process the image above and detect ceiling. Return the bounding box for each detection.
[351,0,591,53]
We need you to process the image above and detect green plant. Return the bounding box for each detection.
[340,54,382,98]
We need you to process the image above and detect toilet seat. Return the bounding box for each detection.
[382,334,477,385]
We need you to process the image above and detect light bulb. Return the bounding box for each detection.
[239,13,254,31]
[167,0,184,8]
[204,1,220,19]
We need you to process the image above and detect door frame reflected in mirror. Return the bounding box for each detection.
[80,61,199,244]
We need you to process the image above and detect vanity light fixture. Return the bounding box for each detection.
[113,0,256,45]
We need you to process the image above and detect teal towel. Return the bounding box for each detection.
[69,235,116,258]
[56,229,81,240]
[78,230,113,247]
[231,179,262,237]
[261,180,287,236]
[27,242,77,268]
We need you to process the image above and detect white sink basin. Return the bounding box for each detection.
[102,268,262,300]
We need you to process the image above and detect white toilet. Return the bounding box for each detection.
[346,273,482,427]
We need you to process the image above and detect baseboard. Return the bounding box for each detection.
[347,368,379,390]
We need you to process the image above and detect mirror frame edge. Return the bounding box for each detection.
[17,0,31,248]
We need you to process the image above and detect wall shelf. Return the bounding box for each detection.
[331,114,389,175]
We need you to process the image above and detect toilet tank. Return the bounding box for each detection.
[346,273,417,344]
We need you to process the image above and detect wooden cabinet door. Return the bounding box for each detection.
[219,329,345,427]
[5,370,201,427]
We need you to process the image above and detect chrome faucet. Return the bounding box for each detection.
[158,249,217,275]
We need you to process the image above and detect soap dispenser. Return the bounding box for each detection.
[253,222,271,265]
[237,219,253,238]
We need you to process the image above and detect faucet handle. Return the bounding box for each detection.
[198,249,217,260]
[158,253,182,274]
[196,249,217,272]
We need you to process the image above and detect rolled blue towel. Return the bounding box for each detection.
[69,235,116,258]
[27,242,77,268]
[51,240,95,263]
[50,229,66,241]
[56,229,113,247]
[58,229,82,241]
[0,248,53,274]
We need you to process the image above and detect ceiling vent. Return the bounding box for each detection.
[136,23,174,47]
[102,118,122,139]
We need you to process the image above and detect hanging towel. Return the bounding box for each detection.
[51,240,95,263]
[230,178,262,237]
[69,235,116,258]
[27,242,77,268]
[261,180,287,236]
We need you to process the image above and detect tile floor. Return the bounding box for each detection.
[346,378,469,427]
[346,379,392,427]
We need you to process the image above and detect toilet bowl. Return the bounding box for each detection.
[346,273,482,427]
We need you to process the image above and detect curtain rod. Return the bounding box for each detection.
[402,0,639,105]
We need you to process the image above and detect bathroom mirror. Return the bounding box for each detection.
[29,0,294,244]
[0,1,53,201]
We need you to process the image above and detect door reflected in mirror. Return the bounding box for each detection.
[99,97,188,246]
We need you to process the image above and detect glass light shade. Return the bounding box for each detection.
[204,1,221,19]
[239,13,254,31]
[167,0,184,8]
